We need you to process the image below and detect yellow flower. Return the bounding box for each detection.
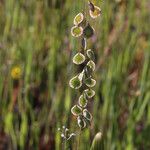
[11,66,22,79]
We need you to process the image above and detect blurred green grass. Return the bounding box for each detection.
[0,0,150,149]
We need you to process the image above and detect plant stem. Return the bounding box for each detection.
[77,129,81,150]
[64,140,67,150]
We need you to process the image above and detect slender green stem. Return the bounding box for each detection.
[77,129,81,150]
[64,140,67,150]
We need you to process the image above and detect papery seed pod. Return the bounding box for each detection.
[83,109,92,121]
[87,60,96,71]
[77,116,86,129]
[87,49,95,60]
[69,75,82,89]
[83,92,89,100]
[74,13,84,26]
[84,78,96,87]
[84,65,93,78]
[83,116,91,126]
[89,6,101,19]
[73,52,85,65]
[81,38,87,50]
[71,26,83,37]
[83,23,94,38]
[84,89,95,98]
[79,94,88,108]
[71,105,82,116]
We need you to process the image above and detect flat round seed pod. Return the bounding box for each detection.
[84,65,93,78]
[83,109,92,121]
[79,94,88,108]
[77,115,86,129]
[71,105,82,116]
[84,89,95,98]
[71,26,83,37]
[73,52,85,65]
[83,24,94,38]
[69,75,82,89]
[87,60,96,71]
[74,13,84,26]
[89,6,101,19]
[87,49,95,60]
[84,78,96,87]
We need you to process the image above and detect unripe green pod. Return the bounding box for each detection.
[83,23,94,38]
[77,116,86,129]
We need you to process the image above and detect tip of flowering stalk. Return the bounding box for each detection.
[67,133,76,141]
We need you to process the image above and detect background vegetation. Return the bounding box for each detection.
[0,0,150,149]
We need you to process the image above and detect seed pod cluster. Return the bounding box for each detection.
[69,1,101,129]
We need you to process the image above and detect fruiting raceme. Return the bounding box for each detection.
[59,0,101,144]
[69,1,101,130]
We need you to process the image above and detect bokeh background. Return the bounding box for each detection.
[0,0,150,149]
